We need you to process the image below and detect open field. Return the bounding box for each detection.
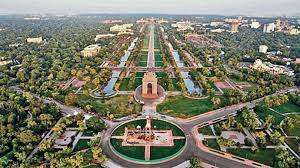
[74,139,90,152]
[227,148,275,167]
[79,95,142,118]
[198,126,214,136]
[157,96,222,118]
[272,101,300,114]
[256,108,285,125]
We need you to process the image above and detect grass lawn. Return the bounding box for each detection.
[156,72,168,78]
[172,79,181,91]
[79,95,142,119]
[110,139,145,160]
[150,139,186,160]
[112,119,147,136]
[74,139,90,152]
[205,139,220,151]
[155,61,164,67]
[151,120,185,136]
[82,129,97,136]
[119,78,130,91]
[133,78,142,89]
[256,108,285,125]
[136,72,145,78]
[155,52,163,62]
[198,126,214,136]
[227,148,275,167]
[272,101,300,114]
[284,114,300,137]
[157,96,221,118]
[285,138,300,155]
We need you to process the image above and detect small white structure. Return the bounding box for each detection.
[171,21,194,31]
[210,22,224,27]
[27,37,43,44]
[259,45,268,53]
[210,29,225,33]
[80,44,101,57]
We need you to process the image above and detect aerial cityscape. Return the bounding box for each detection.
[0,0,300,168]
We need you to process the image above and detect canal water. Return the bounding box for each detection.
[168,43,202,96]
[93,38,138,97]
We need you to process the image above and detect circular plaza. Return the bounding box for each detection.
[109,118,186,164]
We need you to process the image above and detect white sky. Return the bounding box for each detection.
[0,0,300,16]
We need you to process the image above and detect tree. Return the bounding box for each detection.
[255,131,266,147]
[263,115,274,130]
[91,147,107,164]
[18,130,38,144]
[280,117,295,131]
[86,117,106,132]
[217,138,236,147]
[64,93,79,106]
[190,156,202,168]
[270,131,285,145]
[211,97,221,105]
[39,138,53,152]
[275,149,296,168]
[241,108,259,130]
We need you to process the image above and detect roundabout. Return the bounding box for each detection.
[109,117,186,164]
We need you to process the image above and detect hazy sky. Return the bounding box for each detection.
[1,0,300,16]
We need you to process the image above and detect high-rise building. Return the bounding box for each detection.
[230,21,239,33]
[263,23,275,33]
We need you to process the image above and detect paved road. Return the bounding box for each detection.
[147,24,155,68]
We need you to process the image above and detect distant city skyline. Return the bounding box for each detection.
[1,0,300,16]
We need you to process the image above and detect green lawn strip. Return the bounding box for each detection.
[155,61,164,67]
[155,52,163,62]
[157,96,221,118]
[133,78,142,89]
[205,139,220,151]
[156,72,168,78]
[150,139,186,160]
[136,72,145,78]
[272,101,300,114]
[284,114,300,137]
[112,119,147,136]
[110,139,145,160]
[198,126,214,136]
[285,138,300,155]
[151,120,185,136]
[120,78,130,91]
[138,61,147,67]
[227,148,275,167]
[256,108,285,125]
[82,129,97,136]
[172,79,181,91]
[74,139,90,152]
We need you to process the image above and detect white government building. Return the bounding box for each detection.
[80,44,101,57]
[252,59,294,76]
[27,37,43,44]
